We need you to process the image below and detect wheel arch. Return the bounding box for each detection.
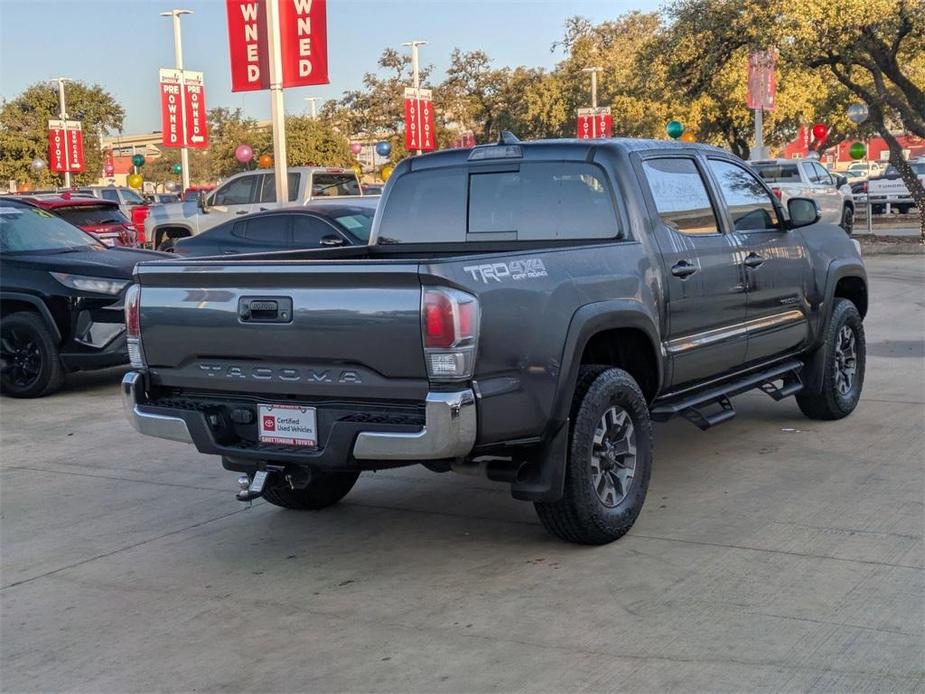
[153,225,193,249]
[0,293,62,342]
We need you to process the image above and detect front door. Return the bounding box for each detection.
[639,155,748,387]
[706,158,812,364]
[207,173,262,227]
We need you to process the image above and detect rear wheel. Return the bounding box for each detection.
[534,367,652,545]
[157,238,176,252]
[262,471,360,510]
[840,206,854,235]
[0,311,64,398]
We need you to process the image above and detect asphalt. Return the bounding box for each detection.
[1,256,923,693]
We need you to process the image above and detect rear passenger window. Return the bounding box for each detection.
[642,158,720,235]
[708,159,781,231]
[377,168,467,243]
[468,163,618,240]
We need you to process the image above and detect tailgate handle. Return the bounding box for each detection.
[238,297,293,323]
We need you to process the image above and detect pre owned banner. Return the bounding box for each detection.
[48,120,84,173]
[404,87,436,152]
[226,0,329,92]
[160,69,209,148]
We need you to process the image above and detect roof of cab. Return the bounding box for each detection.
[15,195,119,210]
[408,136,729,171]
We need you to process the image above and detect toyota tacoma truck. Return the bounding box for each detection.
[122,136,868,545]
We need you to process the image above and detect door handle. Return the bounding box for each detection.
[671,260,697,278]
[744,253,765,268]
[235,210,249,215]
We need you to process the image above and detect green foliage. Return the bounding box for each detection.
[0,81,124,187]
[285,115,353,167]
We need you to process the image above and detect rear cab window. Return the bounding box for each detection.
[311,173,361,197]
[55,205,129,227]
[377,160,620,243]
[752,163,801,183]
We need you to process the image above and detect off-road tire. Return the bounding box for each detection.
[262,471,361,510]
[535,366,653,545]
[796,298,865,420]
[840,206,854,235]
[0,311,65,398]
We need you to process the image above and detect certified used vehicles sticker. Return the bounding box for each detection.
[258,404,317,447]
[463,258,548,283]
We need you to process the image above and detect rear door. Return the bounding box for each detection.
[638,154,748,387]
[253,172,302,212]
[705,157,812,364]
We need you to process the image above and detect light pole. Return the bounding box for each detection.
[304,97,319,119]
[160,9,193,193]
[266,0,289,204]
[54,78,71,187]
[402,40,427,155]
[582,66,602,109]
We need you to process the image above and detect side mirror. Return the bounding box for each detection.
[787,197,821,228]
[320,234,346,247]
[835,175,848,188]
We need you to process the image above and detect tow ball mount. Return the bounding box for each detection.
[236,464,286,502]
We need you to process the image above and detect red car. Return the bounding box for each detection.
[17,195,138,247]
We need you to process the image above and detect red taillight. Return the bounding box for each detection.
[125,284,141,337]
[424,290,455,348]
[772,187,782,200]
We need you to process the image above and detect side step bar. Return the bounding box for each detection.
[651,359,804,431]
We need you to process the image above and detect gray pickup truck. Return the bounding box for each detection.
[122,136,868,545]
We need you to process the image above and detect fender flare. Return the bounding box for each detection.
[551,300,664,427]
[0,292,62,342]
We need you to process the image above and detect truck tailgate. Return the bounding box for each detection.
[135,261,428,400]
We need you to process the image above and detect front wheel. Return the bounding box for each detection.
[796,298,865,420]
[262,470,360,510]
[0,311,65,398]
[534,367,653,545]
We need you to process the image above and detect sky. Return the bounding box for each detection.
[0,0,660,134]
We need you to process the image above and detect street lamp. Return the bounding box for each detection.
[160,9,193,193]
[54,77,72,187]
[304,97,319,119]
[581,67,603,109]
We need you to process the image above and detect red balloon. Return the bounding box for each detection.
[812,123,828,141]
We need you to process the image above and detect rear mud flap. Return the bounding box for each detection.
[510,421,569,503]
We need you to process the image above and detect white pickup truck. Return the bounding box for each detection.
[145,167,364,251]
[858,160,925,214]
[750,158,855,234]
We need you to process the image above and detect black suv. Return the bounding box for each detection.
[0,198,163,397]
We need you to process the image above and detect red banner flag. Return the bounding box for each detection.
[747,49,777,111]
[48,120,84,173]
[404,88,436,152]
[226,0,329,92]
[183,74,208,148]
[66,123,85,172]
[279,0,329,88]
[404,90,420,151]
[160,69,184,147]
[576,107,612,139]
[226,0,270,92]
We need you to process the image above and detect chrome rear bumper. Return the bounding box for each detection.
[121,371,476,460]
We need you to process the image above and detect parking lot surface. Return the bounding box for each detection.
[2,256,923,693]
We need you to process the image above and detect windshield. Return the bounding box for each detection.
[330,209,375,242]
[121,189,145,205]
[753,163,801,182]
[311,174,361,197]
[0,204,104,253]
[55,205,129,227]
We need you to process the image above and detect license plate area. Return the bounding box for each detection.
[257,404,317,448]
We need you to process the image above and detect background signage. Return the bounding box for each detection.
[47,119,84,173]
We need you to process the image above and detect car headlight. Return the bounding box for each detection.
[50,273,129,295]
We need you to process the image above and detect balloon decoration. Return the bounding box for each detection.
[131,153,145,168]
[666,120,684,139]
[171,163,182,174]
[127,173,144,189]
[350,142,363,155]
[31,157,46,171]
[380,164,394,182]
[846,103,869,125]
[257,153,273,169]
[166,181,179,192]
[18,181,33,193]
[811,123,828,141]
[351,163,362,177]
[680,132,696,143]
[235,144,254,164]
[375,141,392,157]
[848,142,866,160]
[103,162,115,176]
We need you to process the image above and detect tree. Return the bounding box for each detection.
[286,115,353,167]
[0,81,124,187]
[201,107,271,180]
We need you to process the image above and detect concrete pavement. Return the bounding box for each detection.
[1,256,923,693]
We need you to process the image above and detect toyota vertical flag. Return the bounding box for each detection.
[182,72,209,147]
[48,120,84,173]
[576,107,612,139]
[747,49,777,111]
[404,88,436,152]
[226,0,329,92]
